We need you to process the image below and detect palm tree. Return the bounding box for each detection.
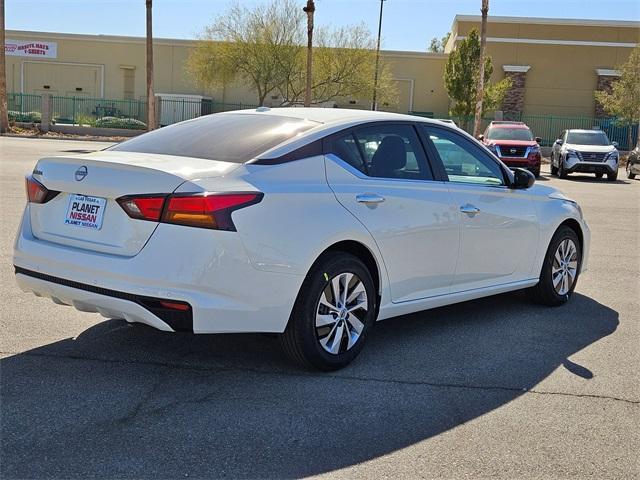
[303,1,315,107]
[0,0,9,133]
[146,0,157,130]
[473,0,489,137]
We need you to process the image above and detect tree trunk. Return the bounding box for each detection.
[371,0,384,110]
[146,0,157,130]
[303,1,315,107]
[473,0,489,138]
[0,0,9,133]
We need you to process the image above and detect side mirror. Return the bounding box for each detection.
[512,168,535,189]
[535,136,542,143]
[477,134,484,141]
[612,141,619,148]
[555,139,564,145]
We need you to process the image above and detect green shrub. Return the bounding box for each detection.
[75,113,97,127]
[94,116,147,130]
[8,110,42,123]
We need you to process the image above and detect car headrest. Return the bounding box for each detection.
[370,135,406,177]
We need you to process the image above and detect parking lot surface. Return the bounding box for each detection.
[1,136,639,479]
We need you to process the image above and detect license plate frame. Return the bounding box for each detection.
[64,194,107,230]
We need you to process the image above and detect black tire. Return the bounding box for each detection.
[551,164,558,176]
[532,168,541,178]
[558,159,568,179]
[627,163,636,179]
[595,172,603,179]
[280,252,377,370]
[607,170,618,181]
[529,225,581,306]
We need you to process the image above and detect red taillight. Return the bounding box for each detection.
[162,193,262,231]
[159,301,190,311]
[116,192,262,231]
[117,196,166,221]
[25,176,59,204]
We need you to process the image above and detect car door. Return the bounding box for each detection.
[422,125,539,292]
[324,122,460,303]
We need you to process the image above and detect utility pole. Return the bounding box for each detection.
[146,0,157,130]
[371,0,385,111]
[303,0,315,107]
[0,0,9,133]
[473,0,489,137]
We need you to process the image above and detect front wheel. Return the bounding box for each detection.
[627,162,636,179]
[280,252,377,370]
[595,172,603,179]
[558,159,568,179]
[529,226,581,306]
[607,169,618,181]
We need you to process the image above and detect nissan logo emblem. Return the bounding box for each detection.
[510,148,516,154]
[75,166,88,181]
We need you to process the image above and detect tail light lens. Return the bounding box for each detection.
[25,176,59,204]
[117,196,166,221]
[163,193,263,231]
[116,192,263,231]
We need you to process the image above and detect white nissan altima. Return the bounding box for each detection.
[14,108,590,370]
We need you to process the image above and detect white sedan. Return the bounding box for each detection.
[14,108,590,370]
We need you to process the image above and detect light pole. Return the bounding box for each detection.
[371,0,385,111]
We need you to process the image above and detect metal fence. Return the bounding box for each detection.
[412,111,639,150]
[7,93,638,148]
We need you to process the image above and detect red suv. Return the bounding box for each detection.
[480,121,542,177]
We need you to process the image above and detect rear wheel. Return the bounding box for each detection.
[529,226,581,306]
[280,252,376,370]
[627,162,636,179]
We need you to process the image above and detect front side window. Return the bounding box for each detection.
[424,126,505,186]
[352,124,432,180]
[110,113,319,163]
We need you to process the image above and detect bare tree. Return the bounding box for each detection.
[472,0,489,137]
[303,0,315,107]
[0,0,9,133]
[146,0,157,130]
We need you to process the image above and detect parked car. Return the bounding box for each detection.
[626,143,640,179]
[14,108,590,370]
[479,121,542,177]
[551,129,619,181]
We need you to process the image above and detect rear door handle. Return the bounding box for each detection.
[460,203,480,216]
[356,193,385,204]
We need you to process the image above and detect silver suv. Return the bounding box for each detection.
[551,129,619,181]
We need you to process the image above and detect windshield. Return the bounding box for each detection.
[566,131,610,146]
[110,113,320,162]
[486,127,533,141]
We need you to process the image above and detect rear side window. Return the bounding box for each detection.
[110,113,319,163]
[327,133,367,173]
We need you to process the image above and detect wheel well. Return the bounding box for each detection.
[558,218,584,253]
[321,240,381,295]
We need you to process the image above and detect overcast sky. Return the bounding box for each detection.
[6,0,640,52]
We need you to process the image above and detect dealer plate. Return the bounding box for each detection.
[64,194,107,230]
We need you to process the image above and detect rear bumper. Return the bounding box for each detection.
[13,207,304,334]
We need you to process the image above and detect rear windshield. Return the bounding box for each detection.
[566,131,610,146]
[109,113,319,162]
[486,127,533,141]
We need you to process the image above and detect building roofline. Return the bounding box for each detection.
[5,29,448,57]
[452,14,640,29]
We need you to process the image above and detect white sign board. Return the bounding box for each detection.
[5,39,57,58]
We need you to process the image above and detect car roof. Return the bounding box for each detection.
[488,122,529,129]
[222,107,435,126]
[566,129,605,133]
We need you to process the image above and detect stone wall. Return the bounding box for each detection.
[500,66,529,116]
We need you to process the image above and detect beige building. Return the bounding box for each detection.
[5,15,639,117]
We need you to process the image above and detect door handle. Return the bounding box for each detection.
[356,193,385,204]
[460,203,480,216]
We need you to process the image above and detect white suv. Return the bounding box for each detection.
[551,129,619,181]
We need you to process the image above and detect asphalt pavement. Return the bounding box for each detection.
[1,136,638,479]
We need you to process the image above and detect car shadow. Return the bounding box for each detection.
[560,174,629,185]
[1,292,618,479]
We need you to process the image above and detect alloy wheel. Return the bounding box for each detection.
[552,239,578,295]
[315,272,368,355]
